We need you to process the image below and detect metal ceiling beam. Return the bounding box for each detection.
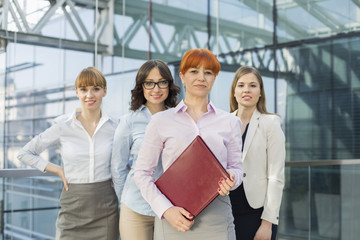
[1,0,359,69]
[65,0,92,40]
[72,0,111,9]
[116,1,274,40]
[239,0,308,38]
[293,0,343,32]
[352,0,360,8]
[0,29,108,53]
[32,0,67,34]
[1,0,113,53]
[113,0,275,63]
[11,0,30,32]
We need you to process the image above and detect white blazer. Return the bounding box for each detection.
[232,109,285,224]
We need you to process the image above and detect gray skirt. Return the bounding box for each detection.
[154,195,235,240]
[56,180,119,240]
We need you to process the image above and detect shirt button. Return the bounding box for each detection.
[243,173,246,177]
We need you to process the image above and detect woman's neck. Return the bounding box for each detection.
[237,105,256,128]
[184,96,208,122]
[78,108,102,123]
[77,108,102,137]
[146,102,166,115]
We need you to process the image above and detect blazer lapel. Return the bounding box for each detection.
[242,109,261,161]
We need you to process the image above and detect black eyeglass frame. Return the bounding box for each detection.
[142,80,170,90]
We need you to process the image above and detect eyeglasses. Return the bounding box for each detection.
[142,80,169,90]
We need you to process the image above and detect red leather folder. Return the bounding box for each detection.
[155,135,230,218]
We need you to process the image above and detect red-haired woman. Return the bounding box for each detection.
[134,49,243,240]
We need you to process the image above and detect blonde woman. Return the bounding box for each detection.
[17,67,119,239]
[229,66,285,240]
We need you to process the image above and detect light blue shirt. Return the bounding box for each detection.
[111,105,163,216]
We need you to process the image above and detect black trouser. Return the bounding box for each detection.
[230,184,277,240]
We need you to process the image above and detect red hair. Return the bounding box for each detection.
[179,48,221,76]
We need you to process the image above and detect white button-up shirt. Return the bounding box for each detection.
[17,108,118,183]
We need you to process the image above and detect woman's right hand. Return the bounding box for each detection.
[57,166,69,191]
[45,163,69,191]
[163,206,194,232]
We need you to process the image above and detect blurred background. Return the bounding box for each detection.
[0,0,359,239]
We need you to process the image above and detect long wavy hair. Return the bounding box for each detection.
[131,60,180,111]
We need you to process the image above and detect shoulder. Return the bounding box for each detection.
[108,114,119,123]
[123,107,152,124]
[120,112,133,122]
[151,107,175,120]
[258,113,283,136]
[52,113,72,125]
[215,107,241,125]
[259,113,281,125]
[117,111,135,129]
[40,113,71,134]
[105,114,119,130]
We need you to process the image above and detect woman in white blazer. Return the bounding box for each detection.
[229,66,285,240]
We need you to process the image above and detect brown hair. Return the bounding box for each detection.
[131,60,180,111]
[229,66,271,114]
[75,66,106,89]
[179,48,221,76]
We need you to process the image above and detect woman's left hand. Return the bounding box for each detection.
[218,170,235,196]
[254,220,272,240]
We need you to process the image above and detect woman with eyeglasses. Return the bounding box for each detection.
[133,49,243,240]
[111,59,180,240]
[17,67,119,239]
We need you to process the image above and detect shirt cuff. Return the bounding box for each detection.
[152,194,174,219]
[261,208,279,225]
[36,160,49,173]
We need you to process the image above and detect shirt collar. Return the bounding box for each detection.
[174,100,187,113]
[207,101,217,114]
[231,108,261,119]
[66,108,81,122]
[175,100,218,114]
[139,105,147,111]
[67,108,111,123]
[139,104,170,116]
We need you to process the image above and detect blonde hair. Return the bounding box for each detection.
[75,67,106,89]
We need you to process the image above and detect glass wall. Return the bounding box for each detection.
[282,37,360,162]
[1,0,360,239]
[277,0,360,43]
[2,42,91,238]
[280,163,360,240]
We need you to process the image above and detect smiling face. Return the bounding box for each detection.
[143,67,169,108]
[180,65,215,99]
[76,85,107,111]
[234,73,261,110]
